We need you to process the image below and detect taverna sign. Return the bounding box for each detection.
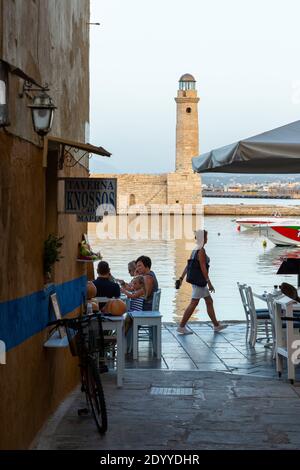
[64,177,117,216]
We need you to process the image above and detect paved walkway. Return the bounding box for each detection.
[125,322,287,379]
[33,323,300,450]
[34,369,300,450]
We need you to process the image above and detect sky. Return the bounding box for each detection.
[89,0,300,174]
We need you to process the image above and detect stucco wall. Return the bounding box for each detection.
[1,0,89,145]
[0,0,90,449]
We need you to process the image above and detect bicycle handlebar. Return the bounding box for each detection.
[47,311,107,328]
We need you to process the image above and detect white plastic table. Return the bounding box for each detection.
[252,291,283,302]
[274,296,300,383]
[101,314,126,388]
[93,295,127,303]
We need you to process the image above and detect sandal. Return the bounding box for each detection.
[280,282,300,303]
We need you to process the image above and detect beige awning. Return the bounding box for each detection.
[43,135,111,168]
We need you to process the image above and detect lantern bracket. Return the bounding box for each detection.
[19,80,50,100]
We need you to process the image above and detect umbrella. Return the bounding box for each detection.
[192,120,300,174]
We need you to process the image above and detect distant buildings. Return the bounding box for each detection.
[202,181,300,198]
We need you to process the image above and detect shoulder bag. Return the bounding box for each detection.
[186,250,209,287]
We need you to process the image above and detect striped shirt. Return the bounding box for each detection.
[129,297,144,312]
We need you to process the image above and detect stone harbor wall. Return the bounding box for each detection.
[204,205,300,216]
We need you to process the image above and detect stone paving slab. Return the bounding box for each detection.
[33,369,300,450]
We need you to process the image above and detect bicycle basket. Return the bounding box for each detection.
[66,327,80,356]
[88,317,105,355]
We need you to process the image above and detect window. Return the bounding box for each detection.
[129,194,136,206]
[186,107,192,114]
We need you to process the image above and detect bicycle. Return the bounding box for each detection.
[48,311,108,434]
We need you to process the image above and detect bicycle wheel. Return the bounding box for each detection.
[86,358,108,434]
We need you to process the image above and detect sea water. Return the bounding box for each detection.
[88,212,300,323]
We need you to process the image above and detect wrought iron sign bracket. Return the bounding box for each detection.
[58,144,92,170]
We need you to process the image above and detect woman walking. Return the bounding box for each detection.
[176,229,227,335]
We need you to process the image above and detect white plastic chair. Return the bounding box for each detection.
[265,293,278,359]
[245,286,271,347]
[136,289,161,340]
[131,289,162,359]
[237,282,251,339]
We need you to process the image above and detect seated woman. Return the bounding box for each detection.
[135,255,159,311]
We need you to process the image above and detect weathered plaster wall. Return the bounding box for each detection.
[1,0,89,144]
[0,0,90,449]
[0,320,80,450]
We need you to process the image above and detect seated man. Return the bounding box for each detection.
[93,261,121,299]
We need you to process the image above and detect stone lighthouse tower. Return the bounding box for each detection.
[167,74,201,206]
[175,73,199,173]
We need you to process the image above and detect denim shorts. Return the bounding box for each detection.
[191,284,210,299]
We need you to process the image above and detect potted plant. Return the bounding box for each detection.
[43,234,64,283]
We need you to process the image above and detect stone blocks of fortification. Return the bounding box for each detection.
[167,172,202,206]
[93,173,168,212]
[92,171,202,214]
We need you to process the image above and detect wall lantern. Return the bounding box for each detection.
[0,60,9,127]
[27,91,56,136]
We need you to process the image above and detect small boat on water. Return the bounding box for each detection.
[259,222,300,246]
[236,215,291,230]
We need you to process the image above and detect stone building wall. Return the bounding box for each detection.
[93,173,168,210]
[167,172,201,206]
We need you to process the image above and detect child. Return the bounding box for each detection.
[122,276,145,352]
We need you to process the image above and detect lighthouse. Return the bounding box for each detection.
[175,74,200,173]
[166,73,201,206]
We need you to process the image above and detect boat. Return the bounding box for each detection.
[236,215,292,230]
[259,222,300,246]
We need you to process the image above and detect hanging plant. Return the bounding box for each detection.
[43,234,64,281]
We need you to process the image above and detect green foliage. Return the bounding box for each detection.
[43,234,64,275]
